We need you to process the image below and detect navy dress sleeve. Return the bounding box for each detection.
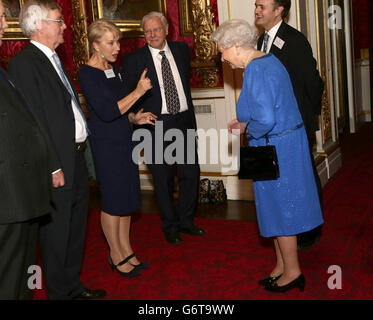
[79,65,123,122]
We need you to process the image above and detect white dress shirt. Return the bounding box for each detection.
[148,41,188,114]
[31,40,88,143]
[261,20,283,53]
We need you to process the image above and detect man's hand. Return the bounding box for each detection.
[52,170,65,188]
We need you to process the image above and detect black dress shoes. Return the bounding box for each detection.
[165,232,182,244]
[258,274,282,286]
[179,225,205,236]
[265,274,306,293]
[72,288,107,300]
[108,256,141,278]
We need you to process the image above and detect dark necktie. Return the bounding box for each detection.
[159,50,180,115]
[263,32,270,53]
[52,53,88,132]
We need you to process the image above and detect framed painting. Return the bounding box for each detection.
[178,0,192,36]
[91,0,167,37]
[3,0,26,40]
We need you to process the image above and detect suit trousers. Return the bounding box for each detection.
[39,151,89,300]
[0,218,40,300]
[146,111,200,233]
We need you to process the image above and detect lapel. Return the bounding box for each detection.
[168,42,188,95]
[143,45,160,92]
[258,34,264,51]
[27,43,81,108]
[0,67,37,125]
[142,45,163,110]
[27,44,67,93]
[270,22,288,57]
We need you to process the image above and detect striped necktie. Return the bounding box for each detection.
[52,53,88,132]
[159,50,180,115]
[263,32,270,53]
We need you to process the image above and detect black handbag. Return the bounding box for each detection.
[238,123,279,181]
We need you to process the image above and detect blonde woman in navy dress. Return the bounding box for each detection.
[79,20,157,277]
[213,19,323,293]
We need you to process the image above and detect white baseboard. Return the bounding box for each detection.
[327,147,342,179]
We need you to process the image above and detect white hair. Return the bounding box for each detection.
[212,19,258,50]
[141,11,168,29]
[19,0,61,38]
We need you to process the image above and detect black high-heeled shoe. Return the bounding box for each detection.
[258,274,282,286]
[265,274,306,293]
[125,253,150,271]
[108,256,141,278]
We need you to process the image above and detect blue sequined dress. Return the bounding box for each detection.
[236,54,323,237]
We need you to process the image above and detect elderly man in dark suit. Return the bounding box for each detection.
[255,0,324,249]
[0,0,50,300]
[123,11,204,244]
[8,0,105,300]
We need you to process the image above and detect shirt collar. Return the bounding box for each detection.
[148,41,170,59]
[266,20,283,40]
[30,40,56,59]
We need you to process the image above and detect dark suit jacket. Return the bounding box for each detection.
[122,41,197,129]
[258,22,324,136]
[8,43,82,190]
[0,67,51,224]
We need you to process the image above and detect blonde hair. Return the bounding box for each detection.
[88,19,122,55]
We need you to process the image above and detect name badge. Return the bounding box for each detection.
[104,69,116,79]
[273,37,285,50]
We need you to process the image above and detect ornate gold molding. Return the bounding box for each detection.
[179,0,193,36]
[190,0,220,88]
[321,68,332,143]
[71,0,89,82]
[321,0,332,144]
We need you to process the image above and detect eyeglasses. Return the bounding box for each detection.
[43,18,65,26]
[143,27,163,36]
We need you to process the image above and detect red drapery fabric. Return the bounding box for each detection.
[351,0,370,59]
[0,0,221,88]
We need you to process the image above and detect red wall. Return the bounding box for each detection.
[351,0,370,59]
[0,0,220,88]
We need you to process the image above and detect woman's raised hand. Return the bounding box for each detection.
[136,68,152,96]
[132,109,158,125]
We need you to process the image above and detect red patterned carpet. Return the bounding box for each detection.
[32,145,373,300]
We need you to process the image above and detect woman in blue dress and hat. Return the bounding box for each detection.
[213,19,323,293]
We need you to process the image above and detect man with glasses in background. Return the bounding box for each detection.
[8,0,106,300]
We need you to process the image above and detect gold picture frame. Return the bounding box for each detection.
[3,0,26,40]
[178,0,192,36]
[91,0,167,37]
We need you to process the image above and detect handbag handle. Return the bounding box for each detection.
[243,121,270,146]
